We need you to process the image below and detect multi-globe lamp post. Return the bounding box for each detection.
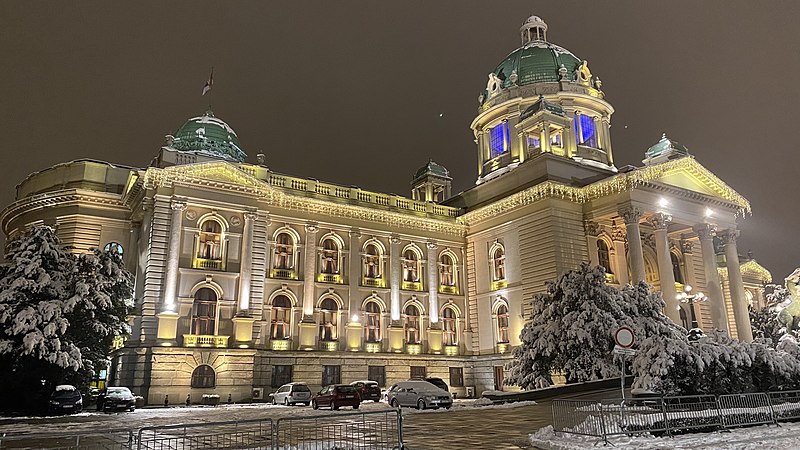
[677,284,707,340]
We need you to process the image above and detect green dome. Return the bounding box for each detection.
[493,42,581,88]
[169,109,247,162]
[413,160,450,180]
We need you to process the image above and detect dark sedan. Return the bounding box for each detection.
[350,380,381,402]
[49,385,83,414]
[102,387,136,412]
[312,384,360,410]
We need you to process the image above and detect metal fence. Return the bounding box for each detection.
[552,391,799,444]
[0,428,134,450]
[275,409,403,450]
[137,418,274,449]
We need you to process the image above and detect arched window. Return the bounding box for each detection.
[197,219,224,261]
[271,295,292,340]
[191,365,215,388]
[320,238,340,274]
[364,301,381,343]
[364,243,382,278]
[440,253,455,286]
[404,304,421,344]
[274,232,294,269]
[671,252,685,285]
[104,242,124,257]
[491,246,506,281]
[318,298,338,341]
[402,249,420,282]
[496,304,509,343]
[442,306,458,346]
[191,288,217,335]
[597,239,613,274]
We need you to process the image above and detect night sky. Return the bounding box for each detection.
[0,1,797,281]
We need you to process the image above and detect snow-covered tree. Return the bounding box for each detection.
[508,264,640,389]
[0,226,133,413]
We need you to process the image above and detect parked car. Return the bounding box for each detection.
[49,385,83,414]
[102,387,137,412]
[350,380,381,402]
[312,384,360,410]
[423,377,449,393]
[271,382,312,406]
[386,380,452,410]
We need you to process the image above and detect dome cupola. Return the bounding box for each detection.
[520,15,548,44]
[166,109,247,163]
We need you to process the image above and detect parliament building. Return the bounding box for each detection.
[0,16,771,404]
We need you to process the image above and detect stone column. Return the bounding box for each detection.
[157,196,186,344]
[720,230,754,342]
[298,223,319,350]
[650,213,680,323]
[619,205,646,284]
[694,224,728,332]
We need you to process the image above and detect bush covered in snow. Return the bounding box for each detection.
[0,226,133,413]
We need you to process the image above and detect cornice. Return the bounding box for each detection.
[1,189,128,234]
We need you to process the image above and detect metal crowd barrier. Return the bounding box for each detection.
[552,390,800,444]
[137,418,274,450]
[274,409,403,450]
[0,428,134,450]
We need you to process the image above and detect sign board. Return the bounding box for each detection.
[614,326,635,348]
[613,345,637,356]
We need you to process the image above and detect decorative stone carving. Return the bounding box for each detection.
[170,197,188,211]
[185,209,198,220]
[618,205,643,225]
[230,215,242,226]
[426,241,438,250]
[693,223,716,240]
[390,235,402,245]
[642,232,656,250]
[305,222,319,234]
[718,229,739,245]
[680,239,694,254]
[584,220,601,236]
[648,212,672,230]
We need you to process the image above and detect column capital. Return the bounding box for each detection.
[648,212,672,230]
[349,227,361,238]
[584,220,601,237]
[719,229,740,245]
[305,222,319,234]
[618,205,643,224]
[243,208,258,222]
[426,241,438,250]
[390,235,402,245]
[693,223,717,240]
[170,197,188,211]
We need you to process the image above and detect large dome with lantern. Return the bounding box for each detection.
[167,109,247,163]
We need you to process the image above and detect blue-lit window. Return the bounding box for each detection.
[551,131,562,147]
[575,113,598,148]
[490,123,509,158]
[528,135,541,149]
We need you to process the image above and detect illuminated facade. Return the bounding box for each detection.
[0,16,770,403]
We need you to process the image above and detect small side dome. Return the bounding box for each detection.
[168,109,247,163]
[643,133,690,165]
[413,159,451,181]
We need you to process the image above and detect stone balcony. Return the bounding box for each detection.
[193,257,224,271]
[183,334,229,348]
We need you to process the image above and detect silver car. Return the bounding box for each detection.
[271,382,312,406]
[386,380,452,410]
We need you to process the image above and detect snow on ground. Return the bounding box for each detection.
[531,422,800,450]
[0,398,533,435]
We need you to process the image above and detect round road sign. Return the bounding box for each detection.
[615,326,635,348]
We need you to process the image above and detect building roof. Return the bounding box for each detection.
[491,41,581,89]
[645,133,690,160]
[520,95,566,120]
[168,109,247,163]
[413,160,451,180]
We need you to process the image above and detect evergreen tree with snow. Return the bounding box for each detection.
[0,226,133,413]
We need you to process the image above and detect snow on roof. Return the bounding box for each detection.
[55,384,76,391]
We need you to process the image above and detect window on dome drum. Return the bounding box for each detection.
[274,233,294,270]
[489,122,510,158]
[527,134,542,151]
[272,365,293,388]
[271,295,292,340]
[191,365,215,388]
[449,367,464,388]
[363,243,382,279]
[402,250,420,283]
[197,219,224,262]
[439,254,455,287]
[364,301,381,343]
[103,242,124,257]
[368,366,386,388]
[671,252,685,285]
[318,298,338,341]
[597,239,613,275]
[191,288,217,335]
[496,304,510,343]
[404,305,421,344]
[442,306,458,346]
[322,365,341,386]
[320,238,340,274]
[574,113,598,148]
[492,247,506,281]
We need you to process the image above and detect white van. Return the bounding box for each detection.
[385,380,453,410]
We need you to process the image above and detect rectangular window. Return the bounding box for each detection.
[449,367,464,388]
[489,123,508,157]
[579,114,597,148]
[410,366,427,379]
[322,365,341,386]
[271,365,293,388]
[368,366,386,388]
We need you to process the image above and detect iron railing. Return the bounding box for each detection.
[275,409,403,450]
[0,428,134,450]
[137,418,274,450]
[769,390,800,421]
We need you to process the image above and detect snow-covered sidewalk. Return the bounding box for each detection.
[531,422,800,449]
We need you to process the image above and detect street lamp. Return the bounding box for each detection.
[677,284,706,331]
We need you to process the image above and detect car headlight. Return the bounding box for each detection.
[425,395,437,401]
[50,400,59,405]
